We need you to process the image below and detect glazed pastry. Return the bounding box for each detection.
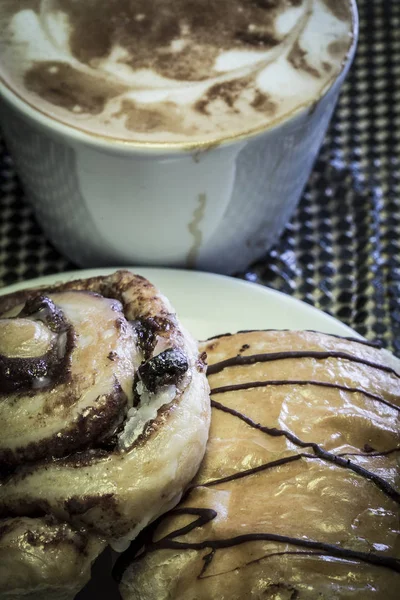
[116,330,400,600]
[0,270,210,598]
[0,517,104,600]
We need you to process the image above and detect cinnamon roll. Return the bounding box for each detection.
[0,270,210,598]
[116,330,400,599]
[0,517,105,600]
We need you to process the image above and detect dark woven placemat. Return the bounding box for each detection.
[1,0,399,355]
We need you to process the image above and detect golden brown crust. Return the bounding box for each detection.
[117,330,400,600]
[0,271,168,320]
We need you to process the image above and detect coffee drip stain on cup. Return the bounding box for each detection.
[0,0,356,143]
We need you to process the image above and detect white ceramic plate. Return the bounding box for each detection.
[0,267,360,598]
[0,266,359,339]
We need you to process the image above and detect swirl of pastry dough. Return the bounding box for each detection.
[0,289,137,469]
[0,271,210,598]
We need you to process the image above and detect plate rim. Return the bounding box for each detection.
[0,267,360,339]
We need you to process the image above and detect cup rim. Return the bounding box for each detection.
[0,0,359,155]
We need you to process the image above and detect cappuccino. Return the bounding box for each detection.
[0,0,356,143]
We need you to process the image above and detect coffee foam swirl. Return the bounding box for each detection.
[0,0,355,143]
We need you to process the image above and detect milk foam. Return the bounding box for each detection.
[0,0,356,144]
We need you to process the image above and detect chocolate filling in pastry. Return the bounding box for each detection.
[0,270,210,600]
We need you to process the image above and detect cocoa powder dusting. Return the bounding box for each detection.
[114,99,191,135]
[251,90,277,114]
[1,0,40,17]
[320,0,352,22]
[21,0,307,83]
[288,41,321,79]
[25,62,127,114]
[1,0,354,139]
[328,38,352,58]
[196,78,250,113]
[196,79,277,116]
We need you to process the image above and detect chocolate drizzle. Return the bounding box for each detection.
[115,429,400,582]
[114,505,400,581]
[210,399,400,504]
[207,350,400,378]
[115,335,400,584]
[205,330,383,349]
[187,453,303,490]
[210,379,400,413]
[338,447,400,458]
[151,528,400,573]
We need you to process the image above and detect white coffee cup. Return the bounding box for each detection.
[0,2,358,275]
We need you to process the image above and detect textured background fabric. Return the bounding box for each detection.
[1,0,399,355]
